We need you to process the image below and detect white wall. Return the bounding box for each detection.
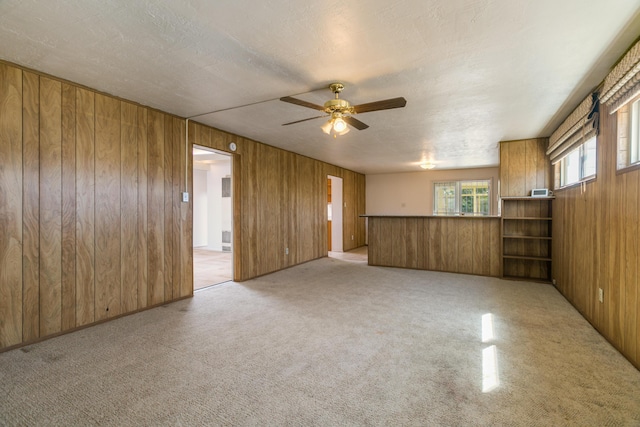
[192,155,232,251]
[329,176,343,252]
[206,160,232,251]
[193,168,209,247]
[366,167,500,215]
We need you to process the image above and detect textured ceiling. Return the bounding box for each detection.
[1,0,640,174]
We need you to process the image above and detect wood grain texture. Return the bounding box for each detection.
[1,59,366,352]
[94,94,121,320]
[163,115,173,302]
[137,106,149,308]
[39,76,62,336]
[501,198,552,281]
[553,100,640,369]
[121,102,138,313]
[500,138,550,197]
[457,219,473,274]
[190,121,365,282]
[0,63,23,347]
[61,83,76,330]
[147,110,164,305]
[75,88,95,326]
[171,118,183,298]
[21,70,40,341]
[367,216,500,277]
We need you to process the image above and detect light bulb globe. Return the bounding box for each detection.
[333,118,347,132]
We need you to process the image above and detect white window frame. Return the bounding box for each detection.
[618,93,640,170]
[433,180,491,216]
[557,136,596,189]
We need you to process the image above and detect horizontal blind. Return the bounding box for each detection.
[601,38,640,114]
[546,93,599,164]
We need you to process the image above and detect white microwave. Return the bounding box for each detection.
[531,188,551,197]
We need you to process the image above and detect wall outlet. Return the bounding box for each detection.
[351,235,354,240]
[598,288,604,303]
[552,279,556,285]
[181,192,189,203]
[285,247,289,255]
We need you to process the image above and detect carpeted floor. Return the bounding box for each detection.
[1,256,639,426]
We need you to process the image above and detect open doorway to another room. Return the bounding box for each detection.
[327,175,343,255]
[327,175,368,263]
[193,146,233,290]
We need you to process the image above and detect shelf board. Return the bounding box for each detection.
[502,275,552,284]
[502,217,552,220]
[503,235,552,240]
[503,255,552,261]
[501,196,555,200]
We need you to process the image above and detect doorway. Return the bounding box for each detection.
[192,145,233,290]
[327,175,343,253]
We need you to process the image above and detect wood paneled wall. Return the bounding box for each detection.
[0,60,366,351]
[189,122,366,281]
[500,138,550,197]
[367,216,500,277]
[553,101,640,369]
[0,62,192,350]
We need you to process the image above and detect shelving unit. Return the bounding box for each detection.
[500,196,554,282]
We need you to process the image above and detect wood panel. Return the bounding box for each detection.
[458,219,473,274]
[75,88,95,326]
[147,110,165,305]
[22,70,40,340]
[367,216,500,277]
[163,115,174,302]
[500,138,550,197]
[189,121,365,282]
[39,76,62,336]
[0,59,366,352]
[553,99,640,369]
[61,83,76,331]
[171,118,183,298]
[0,63,23,348]
[121,102,138,312]
[136,106,149,308]
[427,218,442,271]
[95,94,121,320]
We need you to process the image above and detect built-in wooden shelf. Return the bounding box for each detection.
[503,235,552,240]
[500,197,553,283]
[503,255,552,261]
[502,217,552,220]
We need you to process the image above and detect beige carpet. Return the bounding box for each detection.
[1,256,640,426]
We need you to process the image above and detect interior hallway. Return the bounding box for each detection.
[193,248,233,290]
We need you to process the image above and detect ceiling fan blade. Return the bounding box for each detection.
[280,96,325,111]
[352,97,407,114]
[282,115,326,126]
[344,116,369,130]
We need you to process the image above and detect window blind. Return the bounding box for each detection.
[546,92,599,164]
[601,38,640,114]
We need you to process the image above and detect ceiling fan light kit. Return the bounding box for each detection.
[420,162,436,169]
[280,82,406,136]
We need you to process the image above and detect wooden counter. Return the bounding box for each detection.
[364,215,501,277]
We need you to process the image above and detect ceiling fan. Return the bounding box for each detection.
[280,83,407,136]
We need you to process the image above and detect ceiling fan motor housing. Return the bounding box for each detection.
[324,98,353,114]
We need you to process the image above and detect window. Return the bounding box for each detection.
[617,93,640,170]
[557,136,596,188]
[433,180,490,216]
